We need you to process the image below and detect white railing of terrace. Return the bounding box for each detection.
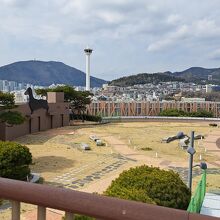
[103,116,220,121]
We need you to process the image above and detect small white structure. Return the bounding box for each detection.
[84,47,93,91]
[89,135,98,141]
[96,139,104,146]
[81,143,90,150]
[89,134,105,146]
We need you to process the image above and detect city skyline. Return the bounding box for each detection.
[1,0,220,80]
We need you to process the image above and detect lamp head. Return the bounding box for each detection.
[187,146,196,155]
[200,162,207,170]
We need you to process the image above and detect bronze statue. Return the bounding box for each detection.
[24,87,49,114]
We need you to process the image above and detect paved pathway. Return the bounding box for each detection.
[50,153,131,190]
[169,166,220,183]
[103,135,164,166]
[204,131,220,168]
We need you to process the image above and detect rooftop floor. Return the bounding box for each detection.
[200,193,220,217]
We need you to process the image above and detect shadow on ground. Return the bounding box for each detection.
[15,126,78,145]
[31,156,75,173]
[14,124,106,145]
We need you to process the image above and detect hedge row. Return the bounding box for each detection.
[159,109,213,117]
[70,114,102,122]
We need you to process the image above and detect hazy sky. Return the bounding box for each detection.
[1,0,220,80]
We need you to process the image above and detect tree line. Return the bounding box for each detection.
[35,85,101,122]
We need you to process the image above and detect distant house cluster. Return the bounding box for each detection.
[92,82,208,103]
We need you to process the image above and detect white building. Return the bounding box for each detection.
[206,84,212,93]
[12,90,29,103]
[181,97,206,102]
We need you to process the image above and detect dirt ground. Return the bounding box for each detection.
[77,122,219,163]
[15,126,114,181]
[1,121,220,219]
[14,122,220,181]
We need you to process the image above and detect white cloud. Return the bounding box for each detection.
[193,19,220,38]
[209,49,220,60]
[147,17,220,52]
[1,0,31,7]
[97,11,125,24]
[147,25,189,52]
[0,0,220,79]
[166,14,181,25]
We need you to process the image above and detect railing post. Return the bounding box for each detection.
[37,206,46,220]
[65,212,74,220]
[11,200,20,220]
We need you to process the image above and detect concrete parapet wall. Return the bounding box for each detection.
[0,102,69,141]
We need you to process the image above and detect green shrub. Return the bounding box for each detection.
[63,215,95,220]
[0,111,26,125]
[70,114,102,122]
[159,109,187,117]
[189,110,213,117]
[104,165,191,210]
[159,109,213,118]
[140,147,153,151]
[209,123,218,127]
[0,141,32,180]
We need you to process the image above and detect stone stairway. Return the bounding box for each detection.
[200,193,220,217]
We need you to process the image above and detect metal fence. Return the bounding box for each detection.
[187,170,207,213]
[103,116,220,121]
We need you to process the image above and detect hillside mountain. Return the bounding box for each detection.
[0,60,106,87]
[173,67,220,83]
[110,72,185,87]
[110,67,220,86]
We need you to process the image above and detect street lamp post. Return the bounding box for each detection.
[187,131,208,192]
[187,131,196,192]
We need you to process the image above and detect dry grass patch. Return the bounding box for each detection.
[192,174,220,193]
[15,127,114,181]
[12,122,219,182]
[81,122,218,163]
